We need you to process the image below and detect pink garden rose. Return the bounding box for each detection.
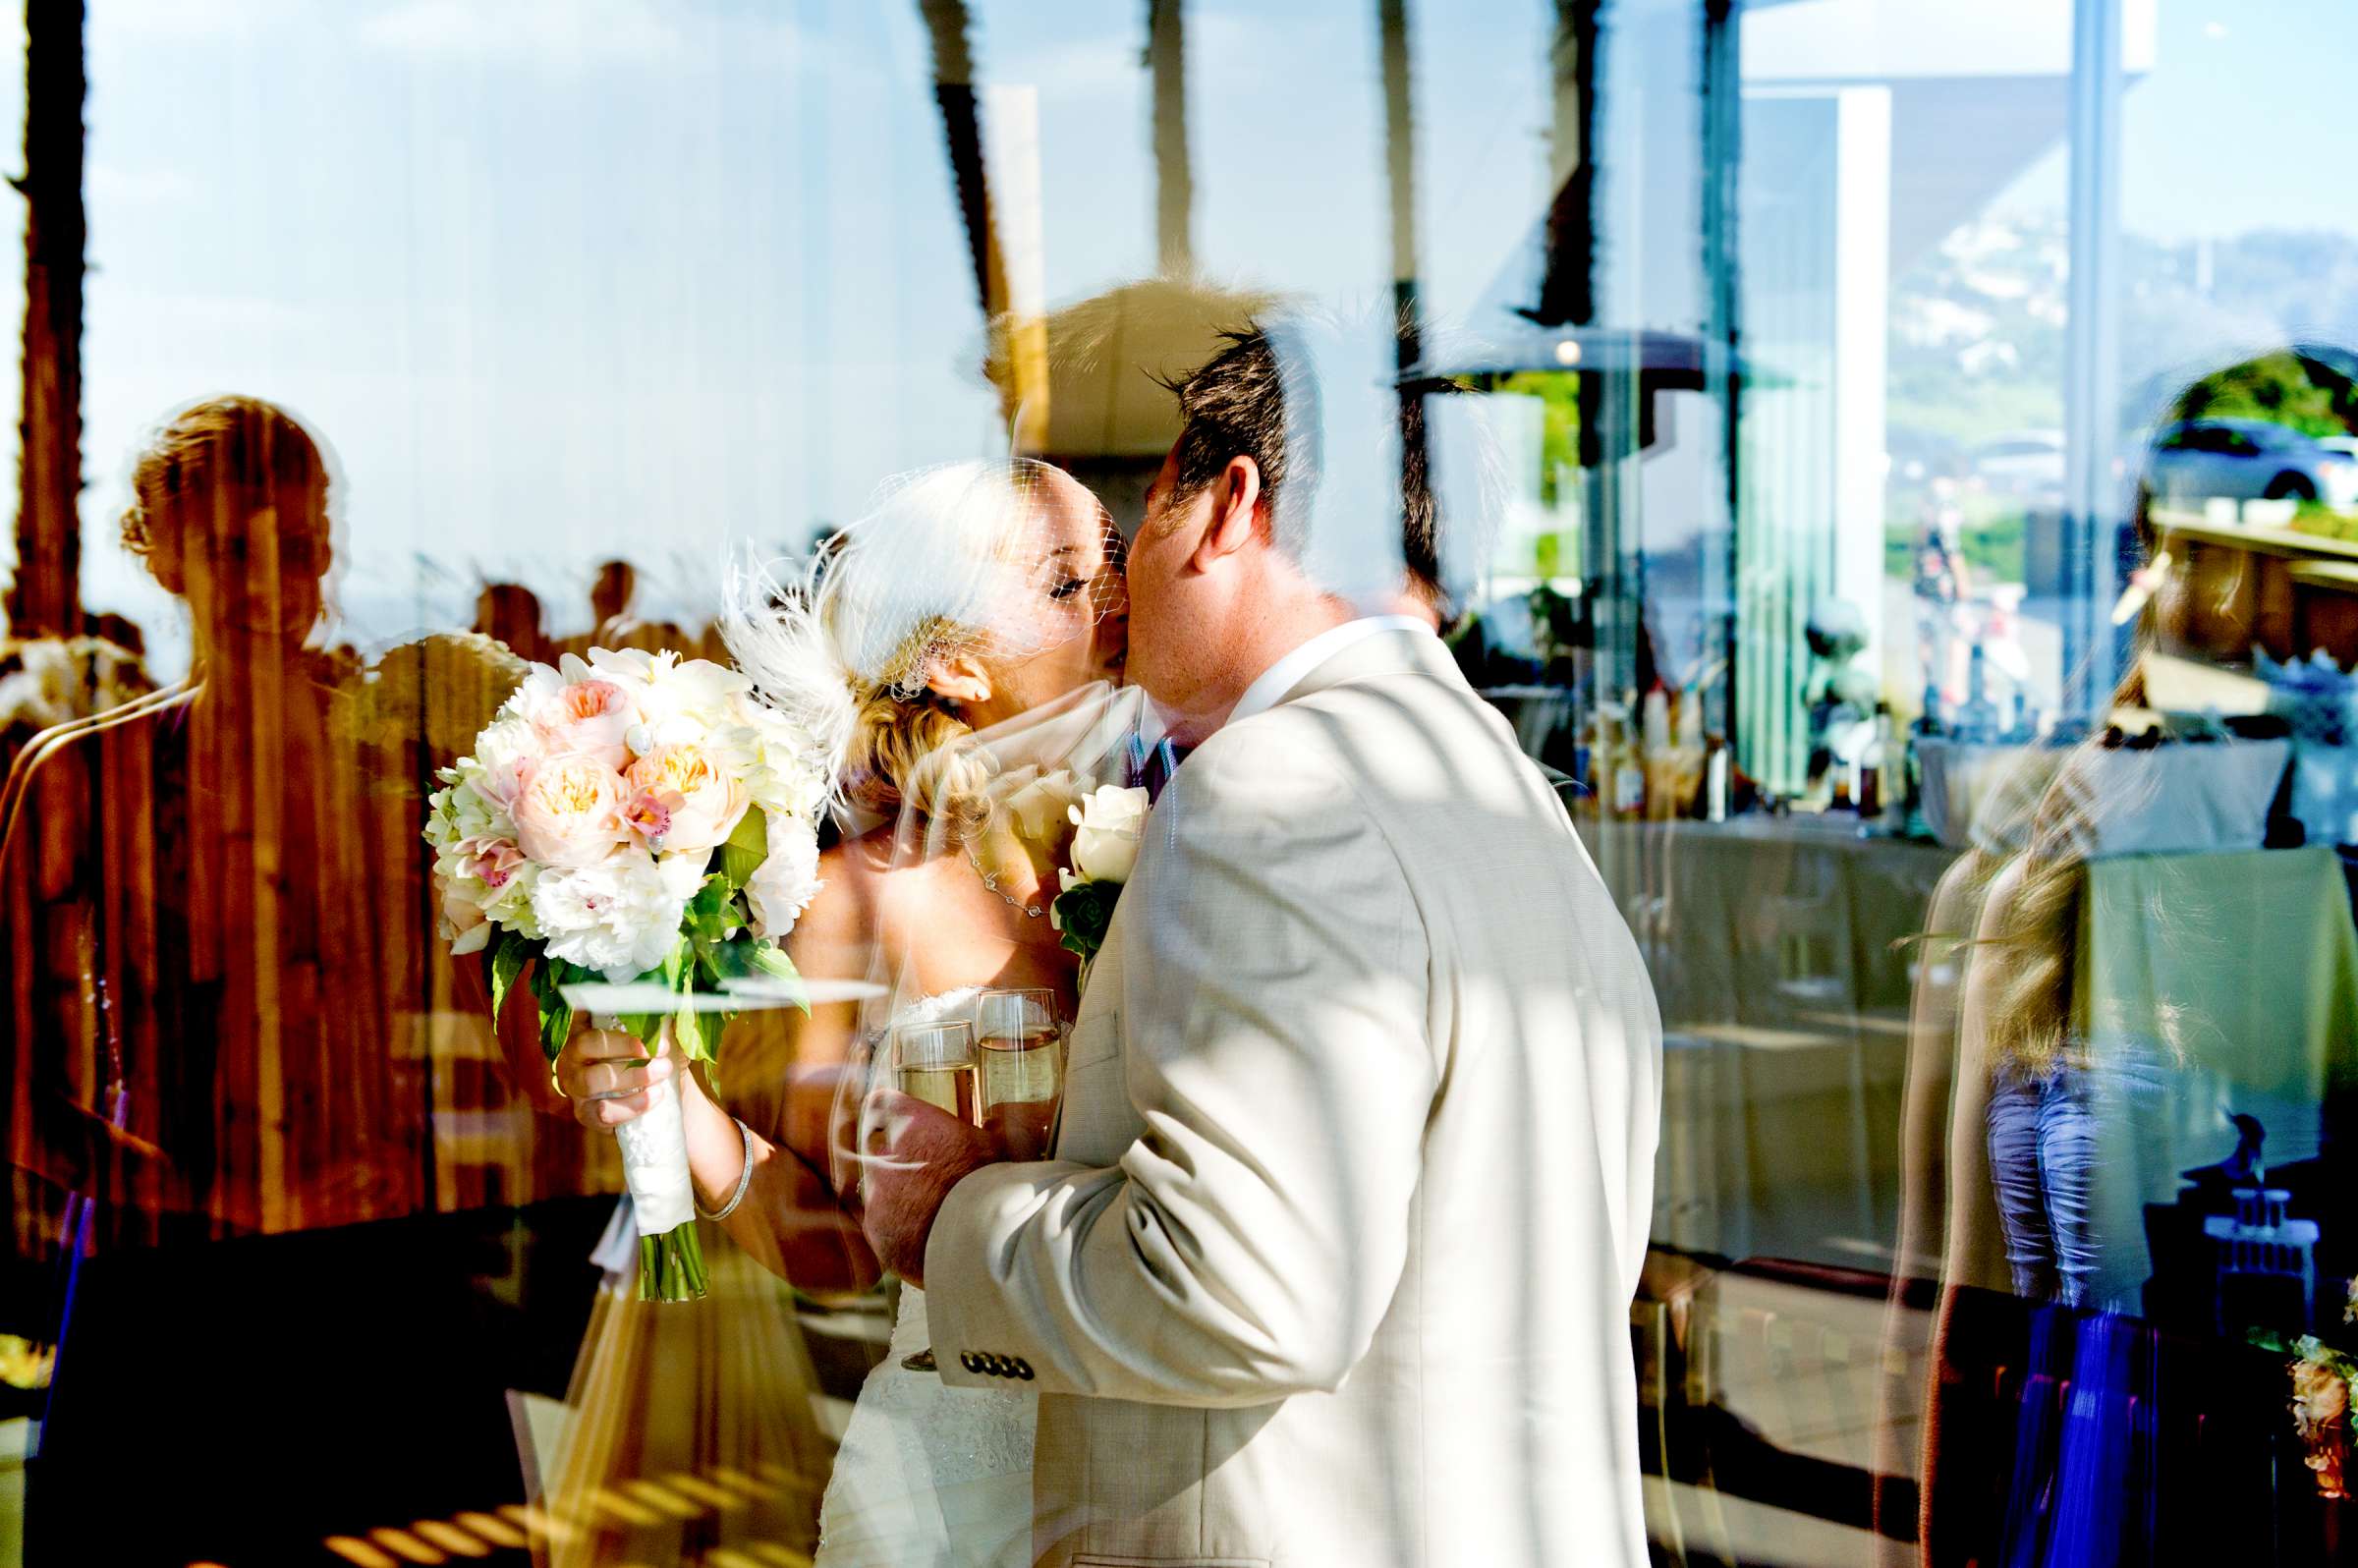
[532,678,635,771]
[512,753,631,868]
[623,743,749,855]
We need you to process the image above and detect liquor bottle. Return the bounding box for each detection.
[2004,689,2042,745]
[1704,741,1731,822]
[1955,644,2000,744]
[1904,677,1945,837]
[1605,699,1646,818]
[1857,702,1894,823]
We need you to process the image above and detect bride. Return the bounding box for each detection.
[554,457,1138,1567]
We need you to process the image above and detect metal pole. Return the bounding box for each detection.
[2061,0,2124,710]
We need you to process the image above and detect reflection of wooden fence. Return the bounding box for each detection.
[0,636,614,1267]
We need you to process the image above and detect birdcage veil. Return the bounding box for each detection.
[719,457,1127,817]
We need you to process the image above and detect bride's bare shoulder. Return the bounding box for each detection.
[805,822,951,919]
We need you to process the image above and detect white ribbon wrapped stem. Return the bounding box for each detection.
[595,1013,695,1238]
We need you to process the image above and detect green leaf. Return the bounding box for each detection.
[717,807,769,894]
[694,934,809,1013]
[685,874,734,945]
[527,958,577,1064]
[673,1003,707,1061]
[487,929,533,1030]
[615,1009,665,1048]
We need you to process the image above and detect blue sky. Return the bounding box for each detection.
[69,0,1557,667]
[32,0,2358,674]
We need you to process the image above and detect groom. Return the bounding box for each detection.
[861,315,1662,1567]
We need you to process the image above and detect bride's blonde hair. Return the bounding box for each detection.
[723,460,1089,831]
[840,618,992,830]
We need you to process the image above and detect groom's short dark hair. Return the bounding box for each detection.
[1161,313,1463,614]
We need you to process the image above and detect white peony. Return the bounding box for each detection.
[723,694,830,819]
[497,660,567,724]
[531,848,705,980]
[744,810,824,941]
[584,646,752,755]
[1068,784,1150,884]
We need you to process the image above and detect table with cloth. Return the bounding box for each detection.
[1578,814,1955,1266]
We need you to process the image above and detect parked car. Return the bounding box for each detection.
[2147,418,2358,509]
[1968,428,2064,506]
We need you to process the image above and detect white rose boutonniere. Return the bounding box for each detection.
[1051,784,1150,971]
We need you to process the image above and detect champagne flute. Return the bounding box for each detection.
[976,987,1064,1161]
[893,1020,982,1126]
[888,1019,982,1373]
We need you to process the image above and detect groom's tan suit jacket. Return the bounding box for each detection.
[926,628,1662,1568]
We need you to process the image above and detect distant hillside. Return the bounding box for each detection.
[1888,213,2358,453]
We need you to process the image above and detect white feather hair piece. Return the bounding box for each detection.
[718,545,863,808]
[721,458,1114,815]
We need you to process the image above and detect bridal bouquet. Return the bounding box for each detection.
[424,647,828,1300]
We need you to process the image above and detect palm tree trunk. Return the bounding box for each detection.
[1147,0,1193,277]
[917,0,1006,322]
[1380,0,1431,588]
[6,0,84,639]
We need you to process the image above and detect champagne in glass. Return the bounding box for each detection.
[888,1019,980,1376]
[894,1020,981,1126]
[977,987,1063,1160]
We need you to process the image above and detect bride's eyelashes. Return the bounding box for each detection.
[1048,578,1089,602]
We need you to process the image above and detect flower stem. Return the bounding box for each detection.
[637,1222,709,1303]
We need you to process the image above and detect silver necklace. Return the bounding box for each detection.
[966,832,1045,919]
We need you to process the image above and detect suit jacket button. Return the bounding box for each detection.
[1014,1358,1035,1380]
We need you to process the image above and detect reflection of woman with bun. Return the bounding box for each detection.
[3,397,536,1562]
[5,394,358,1244]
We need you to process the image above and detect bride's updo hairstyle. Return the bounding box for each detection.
[723,459,1114,829]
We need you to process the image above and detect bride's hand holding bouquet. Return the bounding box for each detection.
[424,646,830,1301]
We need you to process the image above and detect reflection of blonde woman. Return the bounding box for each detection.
[1918,371,2291,1565]
[550,459,1136,1568]
[4,397,539,1563]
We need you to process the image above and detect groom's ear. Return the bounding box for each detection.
[1192,455,1264,573]
[923,650,994,707]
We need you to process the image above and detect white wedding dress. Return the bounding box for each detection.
[814,988,1037,1568]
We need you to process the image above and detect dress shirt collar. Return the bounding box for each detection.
[1224,615,1436,730]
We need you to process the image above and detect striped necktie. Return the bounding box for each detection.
[1130,734,1182,803]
